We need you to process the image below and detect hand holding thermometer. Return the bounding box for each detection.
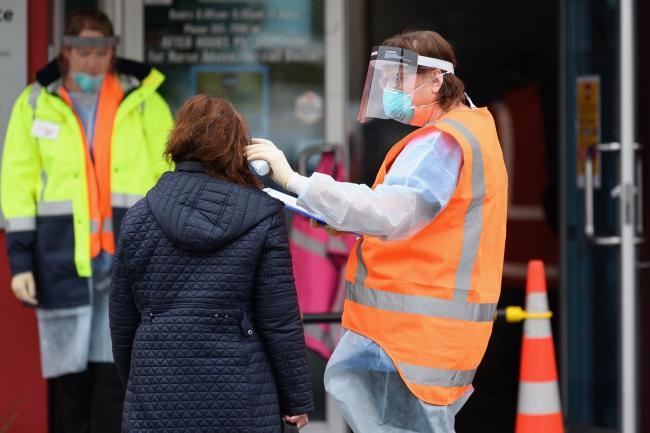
[249,159,270,176]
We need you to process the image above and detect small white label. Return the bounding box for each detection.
[31,120,60,140]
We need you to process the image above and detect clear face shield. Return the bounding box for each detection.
[357,46,455,127]
[63,35,119,49]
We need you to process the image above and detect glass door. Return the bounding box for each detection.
[562,0,647,432]
[635,1,650,432]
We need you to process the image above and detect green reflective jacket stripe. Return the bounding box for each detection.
[1,58,173,309]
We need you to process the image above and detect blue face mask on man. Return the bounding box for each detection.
[382,72,451,123]
[73,72,104,93]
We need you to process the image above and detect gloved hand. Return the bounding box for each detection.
[11,271,37,305]
[245,138,296,190]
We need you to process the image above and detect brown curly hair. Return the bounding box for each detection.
[165,95,261,189]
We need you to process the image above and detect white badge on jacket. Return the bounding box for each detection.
[32,120,60,140]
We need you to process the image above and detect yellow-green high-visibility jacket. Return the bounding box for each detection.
[1,58,173,309]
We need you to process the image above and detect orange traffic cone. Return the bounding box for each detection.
[515,260,564,433]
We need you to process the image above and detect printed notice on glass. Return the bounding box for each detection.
[576,75,601,188]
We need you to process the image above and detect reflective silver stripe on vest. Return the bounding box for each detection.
[399,361,476,387]
[37,200,73,216]
[354,239,368,284]
[102,217,113,233]
[90,220,100,234]
[350,241,495,321]
[290,229,327,257]
[29,84,42,112]
[346,281,496,322]
[437,119,486,301]
[111,193,143,208]
[6,217,36,232]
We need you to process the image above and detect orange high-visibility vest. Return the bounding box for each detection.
[342,107,508,405]
[59,75,123,257]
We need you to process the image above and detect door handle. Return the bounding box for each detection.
[636,156,644,237]
[584,143,645,246]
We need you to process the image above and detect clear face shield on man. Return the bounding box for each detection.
[63,35,118,92]
[358,46,455,127]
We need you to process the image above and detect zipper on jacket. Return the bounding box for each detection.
[240,311,255,337]
[150,300,238,310]
[144,301,255,337]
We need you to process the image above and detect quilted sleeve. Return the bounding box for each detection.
[109,216,140,386]
[253,211,315,415]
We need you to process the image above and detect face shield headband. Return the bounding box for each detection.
[357,46,456,127]
[63,35,119,48]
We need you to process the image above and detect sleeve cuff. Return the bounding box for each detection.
[283,402,316,416]
[286,173,310,196]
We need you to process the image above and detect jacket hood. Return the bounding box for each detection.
[146,161,283,253]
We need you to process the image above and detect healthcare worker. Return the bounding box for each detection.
[1,9,172,433]
[246,30,508,432]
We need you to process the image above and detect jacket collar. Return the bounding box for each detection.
[175,161,205,173]
[36,58,154,88]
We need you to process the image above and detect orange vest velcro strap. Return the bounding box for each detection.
[345,281,496,322]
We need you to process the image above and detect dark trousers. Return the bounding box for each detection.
[51,362,124,433]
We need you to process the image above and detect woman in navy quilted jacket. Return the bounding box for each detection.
[109,95,314,433]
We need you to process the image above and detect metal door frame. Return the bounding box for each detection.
[618,0,637,431]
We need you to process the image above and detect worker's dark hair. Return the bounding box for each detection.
[59,9,116,75]
[383,30,466,110]
[65,9,114,37]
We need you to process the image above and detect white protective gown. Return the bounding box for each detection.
[287,128,472,432]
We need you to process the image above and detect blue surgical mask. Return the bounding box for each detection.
[382,88,414,123]
[381,72,451,123]
[73,73,104,93]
